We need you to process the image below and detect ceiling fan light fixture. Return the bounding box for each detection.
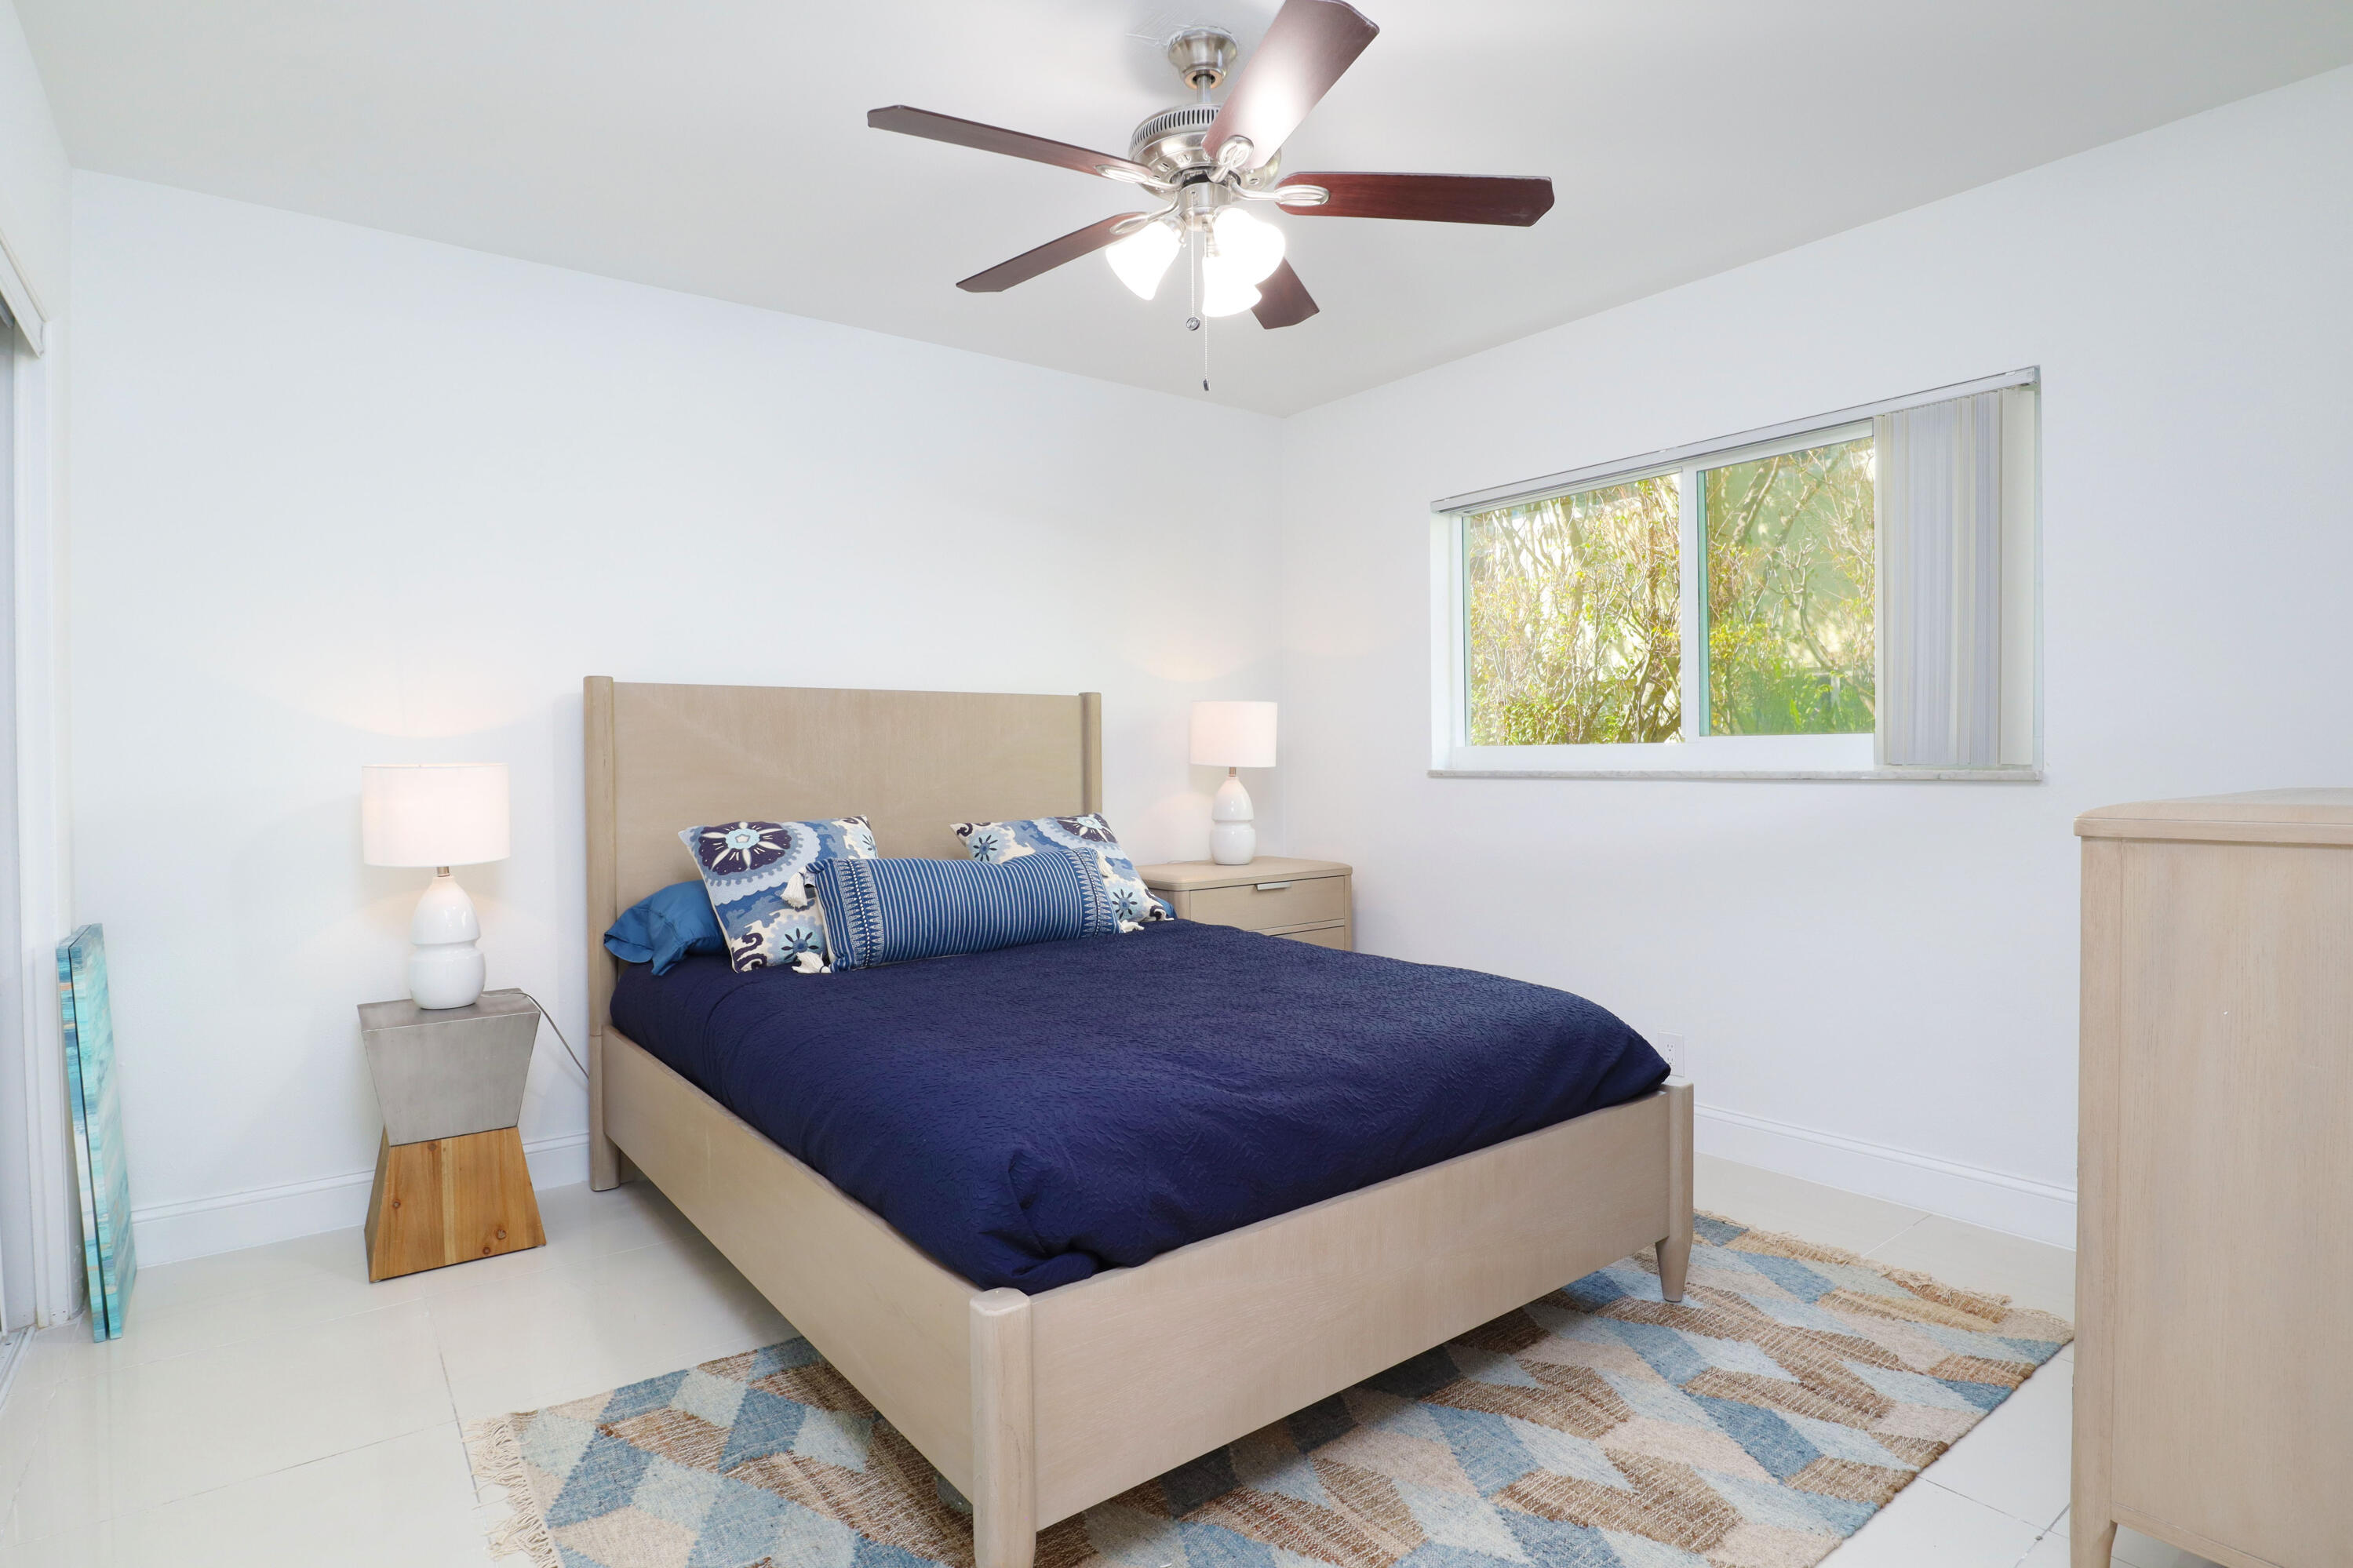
[1199,271,1262,318]
[1105,219,1181,300]
[1208,207,1287,288]
[871,0,1555,335]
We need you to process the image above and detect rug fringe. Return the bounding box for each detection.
[464,1415,563,1568]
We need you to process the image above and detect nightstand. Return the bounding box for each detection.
[1135,857,1353,949]
[358,988,547,1281]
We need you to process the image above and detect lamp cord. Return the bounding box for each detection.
[514,990,589,1086]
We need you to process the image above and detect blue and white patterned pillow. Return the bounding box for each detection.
[810,850,1117,970]
[678,817,880,973]
[949,813,1170,932]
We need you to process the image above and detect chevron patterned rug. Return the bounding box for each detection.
[466,1214,2071,1568]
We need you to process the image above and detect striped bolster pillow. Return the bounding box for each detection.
[809,849,1118,970]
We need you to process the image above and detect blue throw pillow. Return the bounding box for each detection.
[810,850,1117,970]
[679,816,880,973]
[603,880,726,975]
[949,813,1171,930]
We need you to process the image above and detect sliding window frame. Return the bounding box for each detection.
[1430,371,2042,781]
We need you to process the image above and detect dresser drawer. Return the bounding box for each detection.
[1187,875,1348,931]
[1273,922,1351,951]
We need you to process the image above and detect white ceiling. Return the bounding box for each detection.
[20,1,2353,414]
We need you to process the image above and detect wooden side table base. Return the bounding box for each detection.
[364,1127,546,1282]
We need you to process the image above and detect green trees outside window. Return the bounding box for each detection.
[1461,434,1876,747]
[1703,437,1876,735]
[1463,475,1681,745]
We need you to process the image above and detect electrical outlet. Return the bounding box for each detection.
[1654,1032,1688,1078]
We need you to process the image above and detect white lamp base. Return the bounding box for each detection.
[1210,769,1256,866]
[409,868,486,1010]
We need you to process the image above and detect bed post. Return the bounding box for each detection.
[1079,692,1102,815]
[970,1288,1037,1568]
[584,676,624,1191]
[1659,1076,1694,1303]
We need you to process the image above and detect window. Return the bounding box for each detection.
[1702,433,1875,738]
[1433,377,2038,778]
[1462,473,1681,745]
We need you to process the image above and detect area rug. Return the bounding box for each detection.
[465,1214,2071,1568]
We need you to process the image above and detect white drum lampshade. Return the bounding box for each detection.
[362,763,511,1010]
[1189,701,1277,866]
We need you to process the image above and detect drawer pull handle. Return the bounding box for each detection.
[1255,881,1292,891]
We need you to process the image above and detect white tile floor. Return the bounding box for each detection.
[0,1157,2216,1568]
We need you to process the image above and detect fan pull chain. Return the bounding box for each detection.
[1187,223,1209,393]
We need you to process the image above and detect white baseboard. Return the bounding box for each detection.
[1696,1103,2077,1248]
[129,1133,591,1267]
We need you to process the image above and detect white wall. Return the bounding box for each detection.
[68,173,1284,1261]
[1278,66,2353,1243]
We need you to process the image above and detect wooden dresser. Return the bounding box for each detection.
[2073,790,2353,1568]
[1135,857,1352,949]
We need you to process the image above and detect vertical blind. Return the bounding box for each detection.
[1877,391,2008,768]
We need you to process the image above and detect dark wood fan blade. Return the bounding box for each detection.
[1280,172,1555,226]
[1252,260,1320,329]
[1203,0,1378,171]
[868,106,1157,184]
[956,213,1151,293]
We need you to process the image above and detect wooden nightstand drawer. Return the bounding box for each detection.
[1136,858,1355,947]
[1187,875,1348,931]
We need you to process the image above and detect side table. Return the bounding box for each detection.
[1135,857,1354,949]
[359,988,547,1281]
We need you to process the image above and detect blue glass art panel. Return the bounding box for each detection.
[60,924,136,1341]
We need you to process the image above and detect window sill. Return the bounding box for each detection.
[1429,766,2045,783]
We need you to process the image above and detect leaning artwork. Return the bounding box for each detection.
[60,923,137,1340]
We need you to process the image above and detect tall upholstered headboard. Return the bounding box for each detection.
[580,678,1102,1184]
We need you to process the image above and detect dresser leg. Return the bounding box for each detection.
[2071,1516,2115,1567]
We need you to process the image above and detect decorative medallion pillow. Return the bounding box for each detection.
[678,817,880,973]
[809,850,1116,970]
[949,813,1170,931]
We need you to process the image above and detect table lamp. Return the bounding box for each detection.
[1189,700,1277,866]
[361,762,510,1009]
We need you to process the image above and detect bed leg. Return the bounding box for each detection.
[589,1029,623,1191]
[971,1288,1037,1568]
[1659,1075,1695,1304]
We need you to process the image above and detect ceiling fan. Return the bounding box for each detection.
[866,0,1554,335]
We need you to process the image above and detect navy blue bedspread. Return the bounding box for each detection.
[610,920,1668,1293]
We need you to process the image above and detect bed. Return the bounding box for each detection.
[584,678,1694,1568]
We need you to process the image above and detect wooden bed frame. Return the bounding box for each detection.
[583,677,1695,1568]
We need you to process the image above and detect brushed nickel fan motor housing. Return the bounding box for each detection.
[1132,27,1295,186]
[1129,103,1217,173]
[1129,104,1282,187]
